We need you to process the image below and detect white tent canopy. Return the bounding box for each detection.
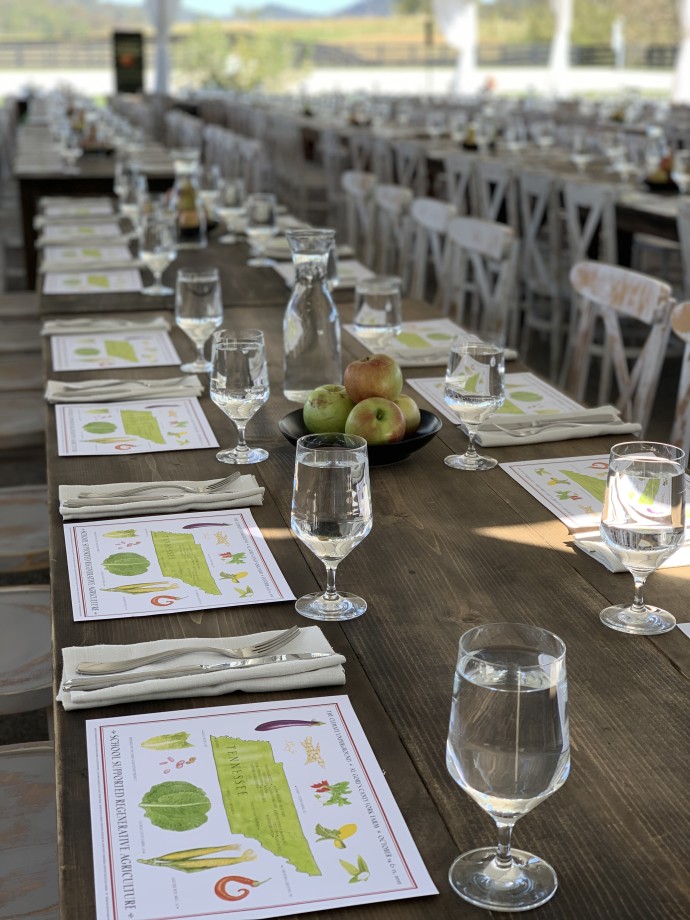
[548,0,573,98]
[432,0,479,96]
[673,0,690,102]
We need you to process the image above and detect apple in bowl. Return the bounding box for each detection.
[303,384,355,433]
[344,353,403,403]
[344,397,406,445]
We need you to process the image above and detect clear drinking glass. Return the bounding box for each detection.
[447,623,570,912]
[291,433,372,621]
[210,329,269,464]
[119,171,148,232]
[216,178,246,244]
[246,192,278,266]
[59,132,83,173]
[198,164,223,213]
[599,441,686,635]
[139,211,177,296]
[175,268,223,374]
[671,150,690,194]
[444,340,505,471]
[353,275,403,350]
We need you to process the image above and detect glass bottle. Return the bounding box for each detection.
[171,162,207,250]
[283,229,341,402]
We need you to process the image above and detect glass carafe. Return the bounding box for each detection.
[283,229,341,402]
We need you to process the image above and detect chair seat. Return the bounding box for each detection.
[0,392,45,448]
[0,485,49,573]
[633,233,681,252]
[0,291,39,319]
[0,586,52,714]
[0,321,41,353]
[0,741,59,920]
[0,352,43,391]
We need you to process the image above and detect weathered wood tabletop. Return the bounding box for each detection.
[43,238,689,920]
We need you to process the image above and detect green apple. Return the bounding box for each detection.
[394,395,421,436]
[343,353,403,403]
[344,397,406,445]
[303,384,355,433]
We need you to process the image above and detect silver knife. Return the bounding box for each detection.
[63,652,335,692]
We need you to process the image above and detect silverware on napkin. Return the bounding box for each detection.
[63,652,336,692]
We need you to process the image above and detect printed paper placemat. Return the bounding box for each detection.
[42,244,134,267]
[51,331,179,370]
[64,508,295,621]
[345,318,461,353]
[43,200,114,218]
[43,269,142,295]
[55,397,218,456]
[409,372,583,424]
[42,221,123,240]
[85,694,437,919]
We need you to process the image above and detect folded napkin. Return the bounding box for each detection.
[36,231,136,248]
[45,375,203,404]
[573,533,690,572]
[39,258,143,274]
[42,316,170,336]
[58,625,346,710]
[58,473,264,521]
[274,260,375,289]
[474,407,641,447]
[383,344,518,367]
[263,238,355,262]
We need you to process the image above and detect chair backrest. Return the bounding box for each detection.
[370,136,395,184]
[407,197,458,304]
[393,140,428,196]
[518,170,562,296]
[340,170,377,259]
[473,158,519,231]
[567,261,674,432]
[442,151,478,215]
[670,300,690,455]
[319,128,350,205]
[442,216,520,341]
[348,130,372,171]
[371,183,413,275]
[676,199,690,299]
[562,178,618,267]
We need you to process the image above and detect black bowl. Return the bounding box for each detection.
[278,409,442,466]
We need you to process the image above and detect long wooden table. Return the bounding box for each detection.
[44,240,689,919]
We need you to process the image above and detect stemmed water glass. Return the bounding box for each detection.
[210,329,269,465]
[139,210,177,296]
[444,340,505,471]
[353,275,403,351]
[599,441,686,635]
[215,178,246,244]
[245,192,278,267]
[174,268,223,374]
[446,623,570,912]
[291,433,372,621]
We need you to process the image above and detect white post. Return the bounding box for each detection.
[432,0,479,96]
[673,0,690,103]
[548,0,573,98]
[146,0,179,95]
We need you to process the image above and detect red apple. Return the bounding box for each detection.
[303,384,355,433]
[344,353,403,403]
[344,397,406,445]
[394,395,421,436]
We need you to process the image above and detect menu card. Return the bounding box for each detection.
[43,269,142,295]
[345,317,460,354]
[51,331,179,370]
[42,244,134,267]
[55,397,218,456]
[64,509,295,621]
[86,695,437,920]
[410,372,583,424]
[42,221,123,240]
[44,200,114,218]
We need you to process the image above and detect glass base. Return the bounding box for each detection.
[445,452,497,471]
[247,256,276,268]
[600,603,676,635]
[181,359,212,374]
[216,447,268,465]
[295,591,367,622]
[141,284,173,297]
[449,847,558,913]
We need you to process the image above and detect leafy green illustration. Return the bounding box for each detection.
[75,347,99,356]
[560,469,607,504]
[141,732,194,751]
[395,332,430,349]
[104,529,137,538]
[509,390,541,402]
[121,409,165,444]
[339,855,370,883]
[102,552,150,576]
[83,421,117,434]
[87,274,110,288]
[425,332,453,340]
[139,781,211,831]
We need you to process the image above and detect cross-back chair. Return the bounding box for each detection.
[566,261,674,434]
[370,183,413,275]
[340,170,377,262]
[442,151,478,215]
[406,197,457,305]
[393,140,428,196]
[473,158,519,232]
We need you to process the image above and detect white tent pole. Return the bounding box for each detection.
[673,0,690,103]
[432,0,479,96]
[548,0,573,98]
[146,0,179,95]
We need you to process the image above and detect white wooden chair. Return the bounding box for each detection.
[319,128,350,232]
[371,136,395,185]
[0,741,58,920]
[406,197,457,305]
[393,140,428,196]
[0,290,40,319]
[676,199,690,299]
[670,300,690,455]
[473,158,519,232]
[518,170,565,381]
[442,151,478,216]
[566,261,674,434]
[441,216,520,345]
[0,485,49,572]
[341,170,377,262]
[0,586,52,717]
[370,183,413,275]
[348,130,372,172]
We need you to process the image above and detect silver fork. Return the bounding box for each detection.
[75,625,301,675]
[487,415,619,438]
[77,472,241,499]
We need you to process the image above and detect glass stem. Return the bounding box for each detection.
[322,563,340,602]
[153,269,162,290]
[494,822,515,871]
[233,422,249,456]
[195,342,206,366]
[630,572,648,614]
[464,425,480,461]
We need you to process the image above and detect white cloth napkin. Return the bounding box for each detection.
[42,317,170,336]
[39,257,144,273]
[58,625,346,710]
[573,534,690,572]
[274,259,374,289]
[45,375,202,404]
[475,407,641,447]
[35,231,136,248]
[58,474,264,520]
[383,344,518,367]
